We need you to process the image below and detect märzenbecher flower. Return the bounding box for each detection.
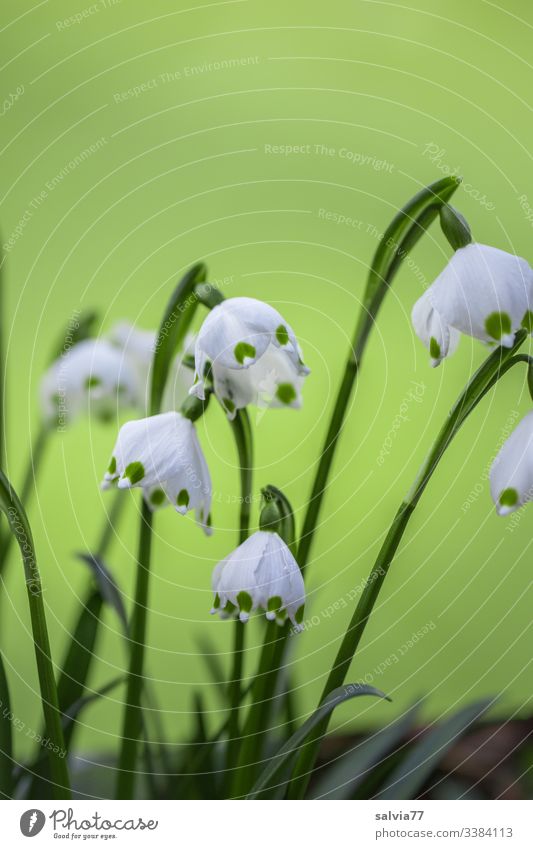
[490,410,533,516]
[190,297,310,419]
[102,411,212,533]
[211,530,305,625]
[412,243,533,366]
[40,339,137,425]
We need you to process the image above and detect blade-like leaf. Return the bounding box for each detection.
[376,697,494,800]
[313,702,420,800]
[248,683,390,799]
[77,552,128,635]
[0,651,13,797]
[150,262,207,414]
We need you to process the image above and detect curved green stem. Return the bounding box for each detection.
[0,422,50,578]
[288,332,527,798]
[226,409,253,772]
[0,469,70,798]
[297,176,461,574]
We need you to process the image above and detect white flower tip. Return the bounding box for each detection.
[239,611,250,623]
[265,611,276,621]
[100,480,111,491]
[496,503,515,517]
[500,333,516,348]
[189,380,205,400]
[209,607,217,616]
[117,478,132,490]
[175,505,188,516]
[292,622,304,634]
[430,357,441,368]
[300,364,311,376]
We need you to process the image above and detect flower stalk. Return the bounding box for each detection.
[115,262,206,799]
[288,331,527,798]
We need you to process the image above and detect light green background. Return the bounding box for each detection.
[1,0,532,760]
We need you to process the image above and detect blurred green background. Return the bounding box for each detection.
[1,0,533,762]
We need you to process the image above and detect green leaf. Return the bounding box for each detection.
[312,703,420,799]
[50,308,99,363]
[0,469,70,797]
[76,552,128,635]
[248,683,390,799]
[150,262,207,414]
[0,651,13,797]
[354,176,460,359]
[376,697,494,799]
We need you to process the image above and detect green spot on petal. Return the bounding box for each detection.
[237,590,253,613]
[213,593,221,610]
[522,311,533,332]
[267,595,282,613]
[295,605,305,625]
[499,487,518,508]
[276,324,289,346]
[150,488,166,506]
[485,311,512,341]
[85,376,101,390]
[276,382,297,405]
[223,397,235,414]
[177,489,190,508]
[124,461,145,484]
[234,341,256,365]
[107,456,117,475]
[429,337,441,360]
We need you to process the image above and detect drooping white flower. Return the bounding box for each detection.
[40,339,137,425]
[412,243,533,366]
[102,411,212,532]
[210,530,305,626]
[108,321,195,412]
[490,410,533,516]
[190,297,310,419]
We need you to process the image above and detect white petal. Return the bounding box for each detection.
[490,410,533,515]
[104,412,200,488]
[40,339,137,423]
[212,531,305,624]
[430,243,533,345]
[411,290,460,366]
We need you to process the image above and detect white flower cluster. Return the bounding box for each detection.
[40,321,194,425]
[96,298,310,619]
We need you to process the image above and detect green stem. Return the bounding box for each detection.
[298,176,460,573]
[0,422,50,577]
[96,488,126,560]
[115,263,206,799]
[226,409,253,772]
[231,620,281,797]
[288,333,527,798]
[116,500,153,799]
[0,469,70,798]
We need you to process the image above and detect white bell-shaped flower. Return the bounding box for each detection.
[108,321,195,413]
[40,339,137,425]
[412,243,533,366]
[490,410,533,516]
[190,297,310,419]
[102,411,212,532]
[210,530,305,626]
